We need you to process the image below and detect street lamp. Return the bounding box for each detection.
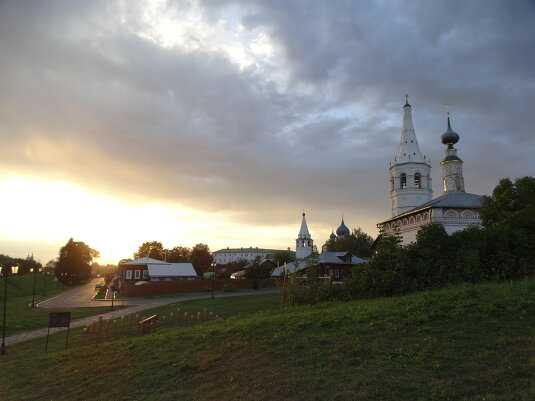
[210,263,216,299]
[1,263,19,355]
[31,265,40,308]
[43,271,48,296]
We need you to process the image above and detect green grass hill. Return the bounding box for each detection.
[2,278,535,401]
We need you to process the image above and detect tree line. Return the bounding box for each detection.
[288,176,535,305]
[123,241,213,275]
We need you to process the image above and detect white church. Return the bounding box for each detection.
[378,97,483,243]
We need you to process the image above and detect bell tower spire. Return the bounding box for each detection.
[389,96,433,216]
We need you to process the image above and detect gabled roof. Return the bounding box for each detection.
[120,257,168,266]
[148,263,197,277]
[380,192,484,224]
[270,262,305,277]
[319,252,366,265]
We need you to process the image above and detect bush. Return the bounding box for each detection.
[223,283,236,292]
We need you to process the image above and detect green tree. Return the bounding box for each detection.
[406,223,451,289]
[190,243,213,275]
[245,257,272,289]
[167,246,191,263]
[219,259,248,279]
[325,228,373,257]
[134,241,165,260]
[480,176,535,227]
[304,251,320,280]
[271,250,296,264]
[55,238,99,285]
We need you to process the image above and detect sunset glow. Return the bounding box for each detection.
[0,0,533,265]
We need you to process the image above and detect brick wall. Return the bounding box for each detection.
[122,278,277,297]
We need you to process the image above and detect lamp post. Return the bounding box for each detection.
[31,265,39,308]
[1,263,19,355]
[210,263,216,299]
[43,271,48,296]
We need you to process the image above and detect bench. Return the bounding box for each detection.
[138,315,159,333]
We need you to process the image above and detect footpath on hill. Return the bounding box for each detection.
[5,287,278,346]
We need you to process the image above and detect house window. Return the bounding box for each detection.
[400,173,407,188]
[126,270,132,280]
[134,270,141,279]
[335,270,340,278]
[143,270,149,279]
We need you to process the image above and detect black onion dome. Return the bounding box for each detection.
[336,219,350,236]
[330,231,336,239]
[441,117,459,146]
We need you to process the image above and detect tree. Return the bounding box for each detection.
[134,241,165,260]
[245,257,272,288]
[167,246,191,263]
[480,176,535,227]
[55,238,99,285]
[304,251,320,279]
[218,259,248,279]
[325,227,374,257]
[190,243,213,275]
[272,250,296,265]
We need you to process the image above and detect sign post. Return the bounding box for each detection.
[45,312,71,353]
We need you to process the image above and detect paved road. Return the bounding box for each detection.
[6,281,278,346]
[37,278,106,308]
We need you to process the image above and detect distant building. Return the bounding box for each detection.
[319,252,366,280]
[378,98,483,243]
[212,247,294,265]
[118,257,198,286]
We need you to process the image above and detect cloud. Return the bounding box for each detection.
[0,0,534,254]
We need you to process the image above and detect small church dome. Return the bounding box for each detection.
[330,231,336,240]
[441,117,459,146]
[336,219,350,236]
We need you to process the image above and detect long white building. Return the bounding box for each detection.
[212,247,294,265]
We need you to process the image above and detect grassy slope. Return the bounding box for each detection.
[1,275,115,335]
[2,280,535,401]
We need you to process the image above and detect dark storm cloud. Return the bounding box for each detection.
[1,0,534,236]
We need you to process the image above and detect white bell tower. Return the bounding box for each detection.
[389,96,433,216]
[296,212,313,260]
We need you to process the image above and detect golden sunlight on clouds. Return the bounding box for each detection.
[0,177,296,264]
[132,0,275,70]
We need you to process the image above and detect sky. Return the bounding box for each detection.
[1,0,534,264]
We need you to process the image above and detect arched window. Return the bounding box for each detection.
[414,172,421,188]
[461,210,475,219]
[400,173,407,189]
[409,216,415,224]
[416,214,422,222]
[423,212,430,220]
[402,218,409,225]
[385,223,390,230]
[445,210,458,218]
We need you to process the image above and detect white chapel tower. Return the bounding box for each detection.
[389,96,433,216]
[296,212,313,260]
